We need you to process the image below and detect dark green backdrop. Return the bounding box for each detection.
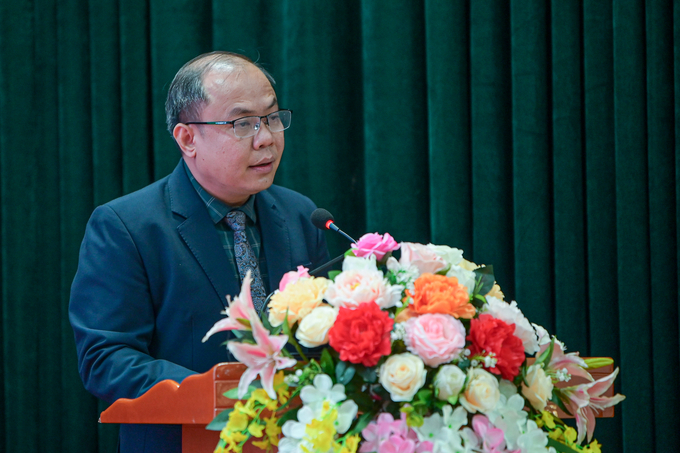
[1,1,677,452]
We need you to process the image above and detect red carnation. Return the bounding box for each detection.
[328,303,393,367]
[467,313,525,380]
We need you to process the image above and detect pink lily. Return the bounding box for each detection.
[538,339,594,382]
[227,301,297,399]
[562,367,626,444]
[202,271,259,342]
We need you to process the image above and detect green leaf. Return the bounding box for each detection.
[223,382,260,400]
[320,349,335,376]
[551,389,572,416]
[261,310,275,333]
[416,389,433,403]
[335,360,347,382]
[358,367,377,383]
[282,314,308,362]
[338,365,356,385]
[534,337,555,367]
[546,438,579,453]
[231,330,255,342]
[348,411,375,436]
[205,408,233,431]
[328,270,341,281]
[473,266,495,295]
[276,406,300,426]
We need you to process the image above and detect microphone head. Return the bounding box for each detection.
[311,208,334,230]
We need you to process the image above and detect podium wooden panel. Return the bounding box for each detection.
[99,359,616,452]
[100,362,255,453]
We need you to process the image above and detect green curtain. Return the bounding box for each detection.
[1,0,677,451]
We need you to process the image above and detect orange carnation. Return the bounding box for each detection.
[408,273,475,319]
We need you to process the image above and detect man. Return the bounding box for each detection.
[69,52,329,452]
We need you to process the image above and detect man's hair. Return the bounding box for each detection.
[165,51,276,134]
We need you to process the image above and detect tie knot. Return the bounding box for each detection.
[226,210,246,232]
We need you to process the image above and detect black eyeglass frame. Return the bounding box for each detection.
[184,109,293,138]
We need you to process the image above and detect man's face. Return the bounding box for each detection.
[182,63,284,206]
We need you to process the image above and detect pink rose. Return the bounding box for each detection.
[399,243,447,274]
[403,314,466,367]
[278,265,311,291]
[352,232,400,260]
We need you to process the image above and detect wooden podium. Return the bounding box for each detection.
[100,362,253,453]
[99,360,615,453]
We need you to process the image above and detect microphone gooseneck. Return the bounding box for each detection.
[310,208,357,243]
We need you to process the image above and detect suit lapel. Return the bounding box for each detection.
[256,190,292,289]
[168,162,240,308]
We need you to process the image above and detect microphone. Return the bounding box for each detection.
[310,208,357,243]
[308,208,357,276]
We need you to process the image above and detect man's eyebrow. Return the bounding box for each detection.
[228,98,278,118]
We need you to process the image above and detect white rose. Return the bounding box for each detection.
[295,305,338,348]
[459,368,501,414]
[427,244,464,267]
[379,353,427,402]
[521,364,554,411]
[399,242,447,275]
[434,365,466,402]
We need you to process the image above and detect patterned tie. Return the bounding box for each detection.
[225,210,267,312]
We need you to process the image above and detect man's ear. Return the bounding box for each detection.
[173,123,197,157]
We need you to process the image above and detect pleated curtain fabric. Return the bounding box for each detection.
[0,1,678,452]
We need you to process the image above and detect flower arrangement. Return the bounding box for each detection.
[204,233,624,453]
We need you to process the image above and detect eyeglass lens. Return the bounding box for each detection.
[233,110,291,138]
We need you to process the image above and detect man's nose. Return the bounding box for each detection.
[252,120,275,149]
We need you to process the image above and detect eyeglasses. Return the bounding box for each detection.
[185,109,293,138]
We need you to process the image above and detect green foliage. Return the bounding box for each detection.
[347,411,375,436]
[551,389,573,416]
[276,406,300,427]
[335,361,356,385]
[357,366,377,384]
[534,337,555,368]
[473,266,495,295]
[205,408,233,431]
[320,348,336,376]
[547,438,579,453]
[223,382,260,400]
[230,329,255,342]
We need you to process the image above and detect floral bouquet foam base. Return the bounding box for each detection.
[203,233,624,453]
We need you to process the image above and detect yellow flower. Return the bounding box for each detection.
[584,439,602,453]
[548,428,563,441]
[251,389,278,411]
[305,409,337,452]
[226,410,249,432]
[234,400,257,418]
[248,421,265,438]
[265,416,281,446]
[343,434,360,453]
[540,411,556,429]
[218,429,248,452]
[251,439,270,451]
[274,371,291,404]
[564,427,577,444]
[268,277,329,327]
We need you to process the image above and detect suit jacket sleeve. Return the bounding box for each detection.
[69,204,195,403]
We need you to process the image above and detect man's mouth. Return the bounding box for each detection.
[250,159,275,170]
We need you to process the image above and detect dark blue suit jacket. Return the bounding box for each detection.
[69,160,329,452]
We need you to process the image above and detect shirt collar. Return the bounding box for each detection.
[183,160,257,225]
